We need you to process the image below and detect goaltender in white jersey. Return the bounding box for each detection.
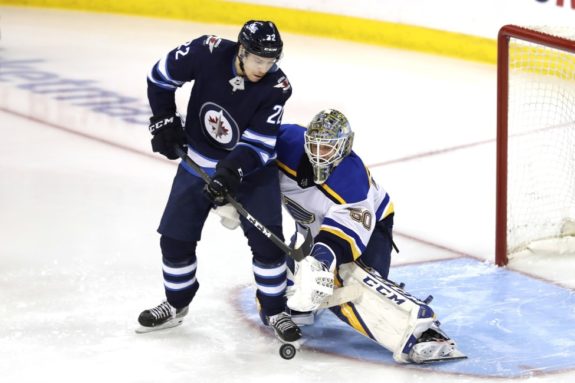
[274,109,466,364]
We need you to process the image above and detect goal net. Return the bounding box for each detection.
[496,25,575,266]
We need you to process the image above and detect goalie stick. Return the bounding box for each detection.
[318,285,363,309]
[175,146,313,261]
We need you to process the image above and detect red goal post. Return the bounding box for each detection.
[496,25,575,266]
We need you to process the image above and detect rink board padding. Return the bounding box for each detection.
[237,257,575,378]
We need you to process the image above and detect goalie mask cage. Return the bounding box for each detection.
[496,25,575,266]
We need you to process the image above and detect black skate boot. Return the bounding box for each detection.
[136,301,189,334]
[267,312,302,342]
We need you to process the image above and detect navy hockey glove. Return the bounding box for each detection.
[149,113,186,160]
[203,165,241,206]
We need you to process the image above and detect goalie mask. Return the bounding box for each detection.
[304,109,354,184]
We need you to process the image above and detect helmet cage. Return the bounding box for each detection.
[304,109,354,184]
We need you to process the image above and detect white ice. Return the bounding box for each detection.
[1,6,574,383]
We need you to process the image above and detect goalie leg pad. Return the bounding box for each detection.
[336,262,438,363]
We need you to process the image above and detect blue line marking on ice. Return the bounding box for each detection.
[237,258,575,377]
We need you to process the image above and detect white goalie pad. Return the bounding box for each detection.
[212,204,240,230]
[334,262,437,363]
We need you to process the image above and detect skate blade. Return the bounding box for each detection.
[135,318,184,334]
[418,349,467,364]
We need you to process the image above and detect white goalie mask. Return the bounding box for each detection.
[304,109,354,184]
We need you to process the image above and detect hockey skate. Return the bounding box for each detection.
[267,312,303,360]
[136,301,189,334]
[408,323,467,364]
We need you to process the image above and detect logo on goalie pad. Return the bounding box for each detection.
[363,276,406,306]
[361,274,436,320]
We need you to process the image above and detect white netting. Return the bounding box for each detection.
[506,27,575,255]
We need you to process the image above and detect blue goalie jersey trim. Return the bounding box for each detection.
[276,124,306,171]
[323,153,370,204]
[322,217,368,253]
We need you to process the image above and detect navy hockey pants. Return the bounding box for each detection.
[157,162,286,318]
[357,213,395,279]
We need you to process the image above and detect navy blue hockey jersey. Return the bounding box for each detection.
[147,35,292,176]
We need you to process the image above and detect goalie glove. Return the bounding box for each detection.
[287,245,335,312]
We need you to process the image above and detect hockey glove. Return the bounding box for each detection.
[287,255,334,312]
[203,165,241,206]
[149,113,186,160]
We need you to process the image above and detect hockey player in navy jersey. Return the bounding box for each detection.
[275,110,464,363]
[137,20,301,344]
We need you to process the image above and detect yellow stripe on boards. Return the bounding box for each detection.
[1,0,497,64]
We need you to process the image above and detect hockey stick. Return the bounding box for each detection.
[318,285,363,309]
[175,146,313,261]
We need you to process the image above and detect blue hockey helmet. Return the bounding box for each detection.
[238,20,283,59]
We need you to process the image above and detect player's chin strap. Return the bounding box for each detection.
[174,146,313,261]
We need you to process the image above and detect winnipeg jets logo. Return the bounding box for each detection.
[246,22,261,34]
[199,102,240,150]
[208,112,229,139]
[204,35,222,53]
[274,76,291,93]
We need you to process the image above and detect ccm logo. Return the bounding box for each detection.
[363,276,406,305]
[149,117,174,133]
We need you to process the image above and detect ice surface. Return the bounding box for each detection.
[1,6,574,383]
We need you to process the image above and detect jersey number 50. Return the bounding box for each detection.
[348,208,372,230]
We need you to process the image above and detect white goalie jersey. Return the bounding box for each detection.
[275,124,464,364]
[275,124,394,264]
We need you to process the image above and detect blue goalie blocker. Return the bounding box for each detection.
[236,257,575,378]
